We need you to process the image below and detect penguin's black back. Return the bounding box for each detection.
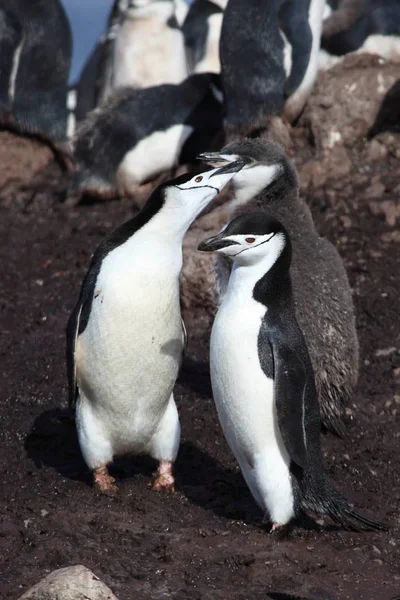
[220,0,286,131]
[74,73,220,185]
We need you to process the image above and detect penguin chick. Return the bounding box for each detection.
[66,159,246,494]
[198,138,359,437]
[69,73,223,202]
[198,213,388,532]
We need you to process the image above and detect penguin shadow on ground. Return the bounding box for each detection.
[178,354,212,398]
[25,407,90,485]
[24,408,156,487]
[176,439,261,524]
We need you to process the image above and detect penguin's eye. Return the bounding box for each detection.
[245,237,255,243]
[195,176,203,183]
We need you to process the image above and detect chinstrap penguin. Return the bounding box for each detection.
[182,0,227,74]
[66,159,246,493]
[198,138,359,436]
[219,0,325,141]
[198,213,388,532]
[109,0,188,92]
[0,0,72,154]
[69,73,223,202]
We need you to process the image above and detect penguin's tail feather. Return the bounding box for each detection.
[302,475,389,532]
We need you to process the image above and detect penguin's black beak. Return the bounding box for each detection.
[198,232,239,253]
[209,157,249,176]
[197,152,252,169]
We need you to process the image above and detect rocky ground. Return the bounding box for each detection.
[0,55,399,600]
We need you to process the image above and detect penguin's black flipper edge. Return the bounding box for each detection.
[66,301,83,409]
[271,338,308,469]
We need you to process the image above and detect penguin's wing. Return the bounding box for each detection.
[181,319,188,351]
[65,263,97,409]
[66,300,83,409]
[279,0,313,98]
[270,334,308,468]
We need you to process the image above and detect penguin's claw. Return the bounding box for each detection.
[150,461,176,493]
[93,466,119,495]
[268,522,293,537]
[150,477,176,493]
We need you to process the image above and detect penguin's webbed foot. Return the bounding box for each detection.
[268,521,293,538]
[150,460,176,493]
[93,466,119,495]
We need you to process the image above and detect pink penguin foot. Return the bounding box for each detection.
[150,460,176,493]
[93,466,118,495]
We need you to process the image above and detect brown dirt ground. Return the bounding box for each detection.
[1,62,400,600]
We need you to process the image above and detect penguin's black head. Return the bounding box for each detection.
[198,212,291,270]
[197,139,297,203]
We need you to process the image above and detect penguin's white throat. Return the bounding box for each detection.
[225,233,286,298]
[148,186,217,239]
[232,163,281,206]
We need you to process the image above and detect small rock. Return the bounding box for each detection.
[365,139,388,162]
[370,200,400,226]
[372,545,381,556]
[18,565,119,600]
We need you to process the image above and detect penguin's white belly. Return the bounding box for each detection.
[210,297,295,523]
[76,252,183,457]
[116,124,194,190]
[113,21,188,89]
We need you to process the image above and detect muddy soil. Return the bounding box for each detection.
[0,58,399,600]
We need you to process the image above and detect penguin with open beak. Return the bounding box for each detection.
[66,159,246,494]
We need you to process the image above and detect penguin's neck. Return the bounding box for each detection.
[226,251,292,311]
[232,162,297,209]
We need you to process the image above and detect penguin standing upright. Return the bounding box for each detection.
[70,73,223,202]
[198,139,359,436]
[182,0,227,74]
[66,160,245,493]
[110,0,188,91]
[0,0,72,150]
[219,0,325,140]
[199,213,388,532]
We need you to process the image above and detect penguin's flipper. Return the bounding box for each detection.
[66,301,83,409]
[278,0,313,98]
[0,9,24,112]
[270,338,308,468]
[181,319,188,351]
